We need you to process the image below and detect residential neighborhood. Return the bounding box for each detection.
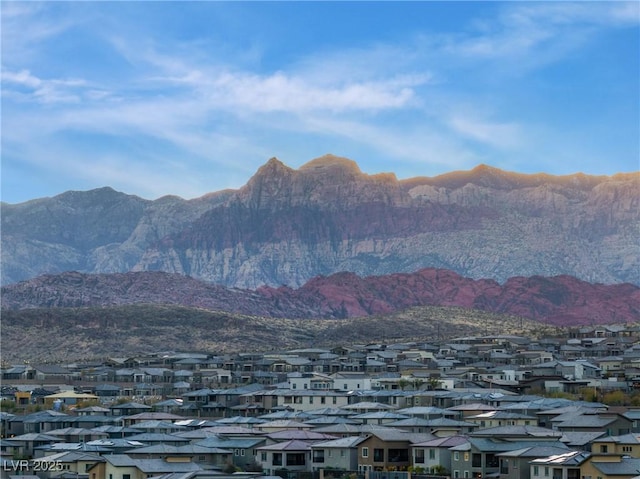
[3,326,640,479]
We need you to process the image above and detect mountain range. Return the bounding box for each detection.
[2,154,638,290]
[2,269,638,326]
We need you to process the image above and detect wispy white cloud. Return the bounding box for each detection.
[446,1,639,68]
[447,115,524,151]
[203,71,426,113]
[1,69,88,103]
[0,2,80,63]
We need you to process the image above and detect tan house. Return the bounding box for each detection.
[466,411,536,428]
[87,453,201,479]
[590,434,640,457]
[581,454,640,479]
[356,430,433,472]
[31,451,104,478]
[530,450,589,479]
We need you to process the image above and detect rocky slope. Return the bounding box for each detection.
[0,304,556,363]
[3,269,638,325]
[2,155,638,287]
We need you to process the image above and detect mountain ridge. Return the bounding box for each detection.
[2,155,638,288]
[2,268,638,326]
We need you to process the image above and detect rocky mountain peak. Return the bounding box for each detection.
[299,154,362,175]
[252,157,294,178]
[234,155,404,210]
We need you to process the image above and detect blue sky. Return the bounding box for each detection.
[2,1,638,204]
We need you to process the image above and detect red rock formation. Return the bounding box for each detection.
[2,269,638,326]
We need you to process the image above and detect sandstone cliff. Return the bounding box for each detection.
[2,155,638,287]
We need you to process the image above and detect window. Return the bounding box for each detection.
[261,452,267,462]
[501,459,510,474]
[464,472,470,478]
[341,450,345,457]
[333,397,337,404]
[415,449,425,464]
[321,397,326,404]
[123,475,131,479]
[313,450,325,463]
[374,449,385,462]
[286,453,306,466]
[429,449,436,460]
[472,454,482,468]
[623,446,633,453]
[273,453,282,466]
[545,467,550,477]
[389,449,408,462]
[454,471,460,478]
[235,449,240,456]
[534,466,539,476]
[241,449,245,456]
[362,447,369,458]
[454,452,460,461]
[600,445,608,453]
[309,396,313,404]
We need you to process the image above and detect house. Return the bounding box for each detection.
[581,455,640,479]
[450,438,569,479]
[193,436,266,470]
[288,372,334,390]
[590,433,640,457]
[87,453,202,479]
[264,429,337,445]
[92,384,122,398]
[32,365,75,382]
[30,451,104,478]
[6,410,68,436]
[529,450,590,479]
[469,425,564,441]
[42,391,99,408]
[4,433,61,458]
[108,402,151,417]
[497,445,572,479]
[351,411,409,426]
[551,412,633,436]
[255,439,311,474]
[447,403,498,420]
[466,411,537,428]
[388,417,476,437]
[252,389,350,413]
[411,435,469,474]
[356,430,434,472]
[123,412,186,427]
[310,436,366,472]
[331,372,373,391]
[123,444,233,469]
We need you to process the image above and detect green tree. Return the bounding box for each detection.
[602,390,628,406]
